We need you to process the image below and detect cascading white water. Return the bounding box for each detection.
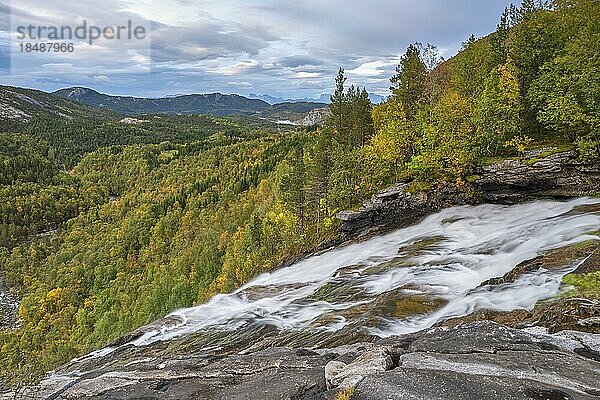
[130,198,600,345]
[82,198,600,359]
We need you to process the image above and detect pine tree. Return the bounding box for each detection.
[346,85,358,146]
[351,88,374,147]
[312,129,331,200]
[329,68,348,140]
[390,44,427,119]
[492,8,511,66]
[281,148,307,233]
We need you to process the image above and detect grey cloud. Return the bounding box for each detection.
[255,0,510,57]
[278,55,323,68]
[8,0,152,28]
[2,0,514,98]
[151,15,280,63]
[0,2,8,31]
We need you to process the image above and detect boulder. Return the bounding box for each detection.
[478,150,600,202]
[325,348,393,389]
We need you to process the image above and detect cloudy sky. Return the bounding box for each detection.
[0,0,514,98]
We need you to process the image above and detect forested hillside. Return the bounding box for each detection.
[0,111,285,251]
[360,0,599,187]
[0,0,598,389]
[0,86,114,124]
[54,87,272,116]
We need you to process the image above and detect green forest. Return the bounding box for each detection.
[0,0,599,388]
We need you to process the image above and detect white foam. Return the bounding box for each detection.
[95,198,600,352]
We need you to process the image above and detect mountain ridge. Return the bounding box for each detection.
[0,85,115,123]
[53,87,329,119]
[54,87,273,116]
[0,85,330,125]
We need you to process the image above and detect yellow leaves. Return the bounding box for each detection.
[83,298,94,309]
[218,231,231,251]
[46,287,64,303]
[214,274,228,291]
[434,91,473,131]
[497,58,521,107]
[504,135,534,155]
[371,103,387,131]
[335,387,355,400]
[372,99,405,131]
[369,131,395,162]
[364,98,414,181]
[255,179,273,203]
[109,246,120,258]
[475,57,522,152]
[17,303,30,322]
[22,275,33,287]
[34,287,67,317]
[323,216,336,230]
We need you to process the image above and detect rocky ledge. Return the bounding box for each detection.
[8,321,599,400]
[0,279,19,330]
[336,149,600,238]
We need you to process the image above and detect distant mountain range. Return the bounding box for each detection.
[0,86,332,126]
[52,87,329,122]
[249,93,386,105]
[1,86,385,126]
[54,87,274,116]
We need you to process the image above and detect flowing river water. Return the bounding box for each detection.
[70,197,600,365]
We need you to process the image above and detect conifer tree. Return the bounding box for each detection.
[350,88,375,147]
[390,44,427,119]
[492,8,511,66]
[329,68,348,140]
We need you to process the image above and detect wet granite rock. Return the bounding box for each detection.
[354,321,600,400]
[12,348,336,400]
[335,183,469,237]
[0,279,18,330]
[478,150,600,202]
[7,322,600,400]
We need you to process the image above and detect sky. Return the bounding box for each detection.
[0,0,515,99]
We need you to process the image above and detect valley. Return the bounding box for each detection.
[54,87,328,124]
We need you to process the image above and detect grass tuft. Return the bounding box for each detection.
[335,387,355,400]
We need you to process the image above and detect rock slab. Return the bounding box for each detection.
[336,150,600,238]
[7,322,599,400]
